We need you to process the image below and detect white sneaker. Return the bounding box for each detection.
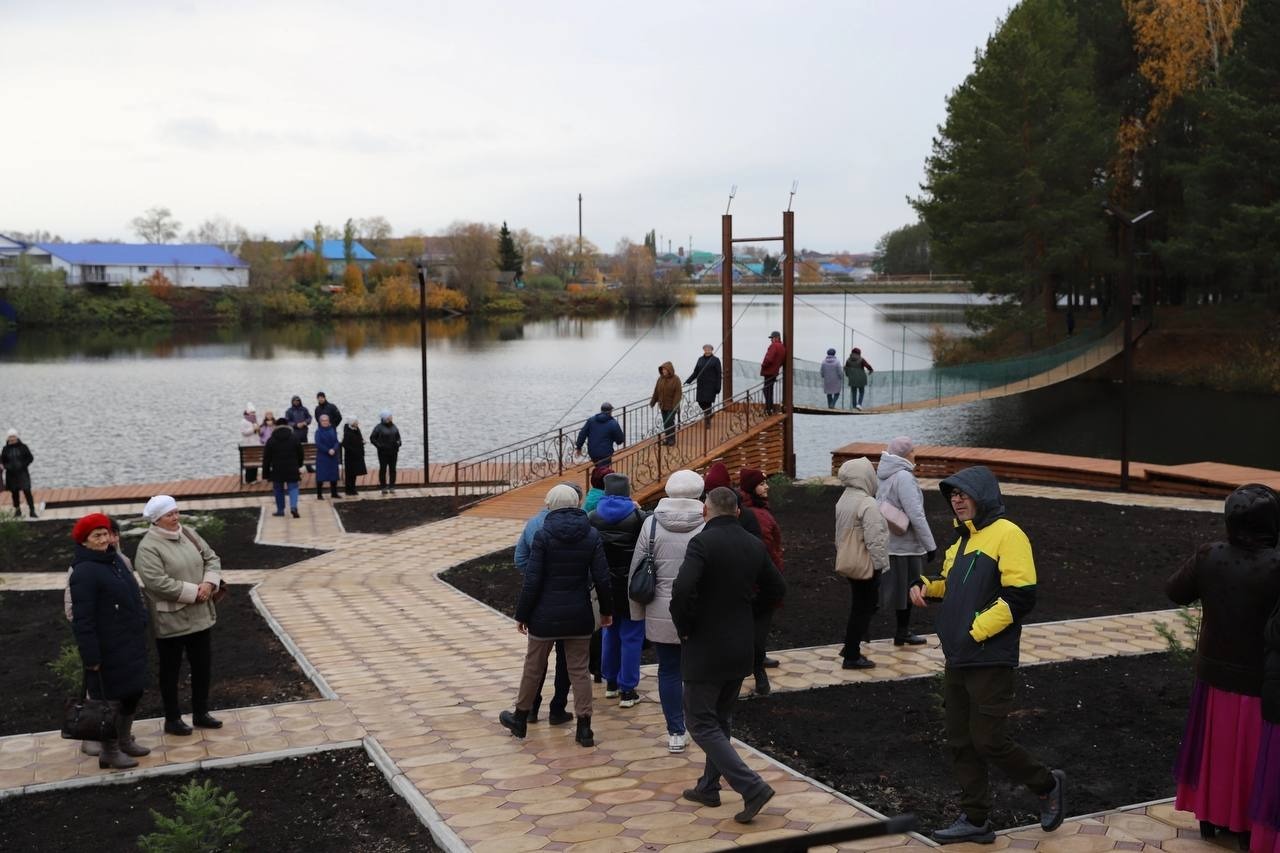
[604,687,619,698]
[619,689,639,708]
[668,732,687,753]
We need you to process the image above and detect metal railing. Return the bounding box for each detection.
[452,381,771,504]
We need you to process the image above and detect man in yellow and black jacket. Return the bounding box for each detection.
[909,466,1065,843]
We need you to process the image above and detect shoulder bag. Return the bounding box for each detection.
[628,517,659,605]
[835,521,875,580]
[62,670,117,741]
[879,501,910,536]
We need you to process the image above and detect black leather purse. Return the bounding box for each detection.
[61,671,117,741]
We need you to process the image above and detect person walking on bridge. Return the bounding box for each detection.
[820,348,843,408]
[844,347,874,411]
[685,344,722,428]
[650,361,683,446]
[760,331,785,415]
[576,402,624,467]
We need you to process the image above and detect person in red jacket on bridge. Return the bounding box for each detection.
[760,332,785,414]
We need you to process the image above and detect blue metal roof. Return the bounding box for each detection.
[33,243,248,267]
[292,239,376,261]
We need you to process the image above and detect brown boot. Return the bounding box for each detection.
[118,714,151,757]
[98,739,139,770]
[80,740,101,756]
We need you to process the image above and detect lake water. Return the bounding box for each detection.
[2,293,1277,489]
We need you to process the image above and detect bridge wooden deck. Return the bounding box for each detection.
[462,406,785,520]
[832,442,1280,498]
[795,319,1141,416]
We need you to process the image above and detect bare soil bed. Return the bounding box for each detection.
[734,652,1191,833]
[0,747,443,852]
[334,495,468,534]
[0,588,318,737]
[440,487,1221,649]
[0,507,325,574]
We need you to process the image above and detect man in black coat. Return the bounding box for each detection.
[685,344,722,427]
[314,391,342,428]
[263,419,304,518]
[671,486,786,824]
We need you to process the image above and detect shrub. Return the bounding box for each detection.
[258,288,314,319]
[331,289,372,316]
[427,283,468,313]
[482,294,524,314]
[143,270,176,301]
[185,514,225,541]
[48,641,82,695]
[766,473,792,500]
[137,779,251,853]
[0,512,29,563]
[524,274,564,291]
[341,263,366,296]
[1154,606,1201,668]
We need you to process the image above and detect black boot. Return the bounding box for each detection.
[753,667,771,696]
[499,708,528,738]
[575,715,594,747]
[331,484,340,498]
[317,485,325,500]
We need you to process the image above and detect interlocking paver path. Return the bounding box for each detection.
[1,487,1231,851]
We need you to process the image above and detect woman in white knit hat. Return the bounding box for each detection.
[239,404,260,483]
[134,495,225,737]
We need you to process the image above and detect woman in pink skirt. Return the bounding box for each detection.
[1168,484,1280,849]
[1251,597,1280,853]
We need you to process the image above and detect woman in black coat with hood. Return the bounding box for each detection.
[68,513,152,770]
[500,484,613,748]
[342,420,368,496]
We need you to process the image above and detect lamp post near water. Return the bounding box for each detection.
[416,260,431,484]
[1102,203,1154,492]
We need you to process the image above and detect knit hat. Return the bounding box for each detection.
[143,494,178,522]
[852,347,861,354]
[245,403,256,413]
[590,465,613,489]
[545,484,580,510]
[5,428,16,439]
[561,481,584,498]
[769,331,781,339]
[603,473,631,497]
[71,513,112,544]
[739,468,766,497]
[886,436,915,457]
[703,462,731,492]
[827,348,836,355]
[380,409,392,420]
[665,470,704,500]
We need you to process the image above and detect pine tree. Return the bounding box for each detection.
[497,221,524,279]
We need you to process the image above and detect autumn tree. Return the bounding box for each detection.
[497,221,524,279]
[356,216,393,257]
[342,218,356,265]
[312,222,328,281]
[131,207,181,243]
[873,221,931,274]
[185,216,247,253]
[444,221,498,305]
[537,234,599,282]
[912,0,1111,331]
[761,253,781,280]
[615,239,656,307]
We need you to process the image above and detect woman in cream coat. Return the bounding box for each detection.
[134,494,224,736]
[629,469,705,754]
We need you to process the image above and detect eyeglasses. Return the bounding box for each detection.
[949,490,970,501]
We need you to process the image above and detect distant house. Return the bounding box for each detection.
[19,242,249,288]
[0,234,25,262]
[284,239,376,277]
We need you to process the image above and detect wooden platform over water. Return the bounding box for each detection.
[832,442,1280,498]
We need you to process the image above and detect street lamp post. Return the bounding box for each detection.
[1102,203,1154,492]
[416,261,430,484]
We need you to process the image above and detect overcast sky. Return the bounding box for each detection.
[1,0,1013,253]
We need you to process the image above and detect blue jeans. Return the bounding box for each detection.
[826,392,840,408]
[850,385,866,407]
[655,642,685,735]
[601,616,645,691]
[273,481,299,512]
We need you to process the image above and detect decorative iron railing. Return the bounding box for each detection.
[452,381,771,503]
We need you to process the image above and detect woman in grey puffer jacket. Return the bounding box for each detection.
[876,437,938,645]
[628,469,705,754]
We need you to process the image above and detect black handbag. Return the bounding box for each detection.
[628,516,659,605]
[62,671,117,741]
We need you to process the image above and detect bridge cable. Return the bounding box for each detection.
[793,294,934,364]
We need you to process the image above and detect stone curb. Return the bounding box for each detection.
[363,736,470,853]
[0,739,362,801]
[248,585,338,700]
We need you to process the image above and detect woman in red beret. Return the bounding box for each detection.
[68,513,152,769]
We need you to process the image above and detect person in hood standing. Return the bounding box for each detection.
[685,344,722,427]
[909,466,1064,843]
[834,458,889,669]
[589,473,646,708]
[820,348,843,408]
[68,513,151,769]
[760,331,786,415]
[630,469,705,753]
[650,361,684,446]
[342,420,368,496]
[576,402,625,466]
[1166,484,1280,847]
[878,437,937,646]
[314,413,341,500]
[285,395,313,472]
[844,347,874,411]
[238,404,260,483]
[500,484,614,748]
[739,468,782,695]
[134,495,225,738]
[673,486,786,824]
[1,428,37,517]
[263,418,303,518]
[370,410,401,494]
[314,391,342,428]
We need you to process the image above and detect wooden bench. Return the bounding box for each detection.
[239,443,317,484]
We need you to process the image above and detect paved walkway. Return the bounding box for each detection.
[0,485,1226,852]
